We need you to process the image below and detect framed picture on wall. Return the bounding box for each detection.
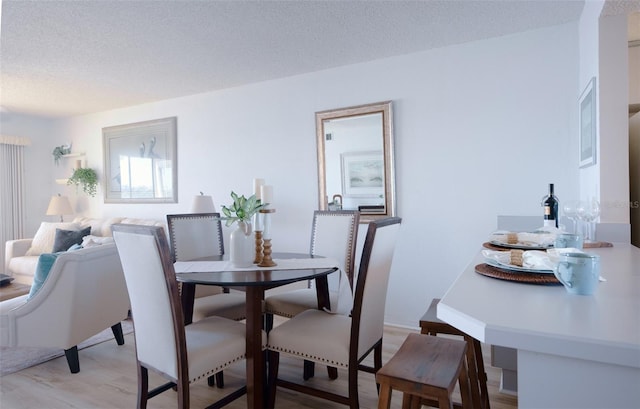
[103,117,178,203]
[579,77,597,168]
[341,151,384,198]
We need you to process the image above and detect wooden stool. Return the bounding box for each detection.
[420,298,490,409]
[376,333,472,409]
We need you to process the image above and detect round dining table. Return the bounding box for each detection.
[174,252,338,409]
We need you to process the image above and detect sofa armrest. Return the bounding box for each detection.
[5,239,33,272]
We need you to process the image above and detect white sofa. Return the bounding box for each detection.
[5,217,164,285]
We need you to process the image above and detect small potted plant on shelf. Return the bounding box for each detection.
[52,144,72,165]
[221,192,268,267]
[67,167,98,197]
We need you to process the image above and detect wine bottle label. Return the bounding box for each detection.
[544,206,551,216]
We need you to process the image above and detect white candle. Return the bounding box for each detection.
[261,185,273,207]
[253,178,265,199]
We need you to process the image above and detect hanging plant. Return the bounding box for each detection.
[67,168,98,197]
[52,144,72,165]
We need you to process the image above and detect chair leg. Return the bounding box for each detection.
[348,363,360,409]
[327,366,338,379]
[64,346,80,373]
[207,374,216,387]
[111,322,125,345]
[264,313,274,333]
[138,365,149,409]
[267,350,280,409]
[374,342,383,370]
[215,371,224,388]
[303,360,315,380]
[374,342,383,393]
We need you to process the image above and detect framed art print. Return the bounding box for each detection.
[579,77,596,168]
[103,117,177,203]
[340,150,384,198]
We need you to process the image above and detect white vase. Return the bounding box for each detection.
[230,221,254,267]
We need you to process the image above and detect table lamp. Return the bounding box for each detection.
[191,192,216,213]
[46,194,73,222]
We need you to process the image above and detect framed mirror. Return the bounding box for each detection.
[316,101,396,221]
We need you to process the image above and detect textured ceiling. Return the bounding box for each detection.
[0,0,624,119]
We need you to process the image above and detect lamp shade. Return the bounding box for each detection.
[46,194,73,222]
[191,193,216,213]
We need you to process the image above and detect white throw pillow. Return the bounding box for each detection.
[25,222,80,256]
[81,235,115,248]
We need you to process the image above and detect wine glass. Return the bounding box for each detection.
[562,200,580,234]
[576,199,600,242]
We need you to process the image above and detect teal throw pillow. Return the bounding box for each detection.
[27,252,62,299]
[52,226,91,253]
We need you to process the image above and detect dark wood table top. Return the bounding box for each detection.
[175,252,337,288]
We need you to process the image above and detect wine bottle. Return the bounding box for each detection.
[542,183,559,228]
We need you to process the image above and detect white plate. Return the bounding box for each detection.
[488,231,557,250]
[482,250,554,274]
[487,258,553,274]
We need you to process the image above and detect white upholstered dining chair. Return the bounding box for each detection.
[112,223,260,409]
[166,213,246,322]
[264,210,359,327]
[266,217,402,409]
[263,210,359,379]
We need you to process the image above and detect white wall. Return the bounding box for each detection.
[10,22,580,328]
[599,14,630,223]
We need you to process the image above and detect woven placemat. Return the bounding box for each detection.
[475,263,561,285]
[482,241,613,251]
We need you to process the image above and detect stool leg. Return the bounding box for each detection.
[401,393,413,409]
[409,394,422,409]
[438,395,453,409]
[463,335,482,409]
[472,339,491,409]
[377,383,393,409]
[458,357,473,409]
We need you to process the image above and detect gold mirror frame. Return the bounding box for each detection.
[316,101,396,221]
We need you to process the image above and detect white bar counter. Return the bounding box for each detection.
[438,243,640,408]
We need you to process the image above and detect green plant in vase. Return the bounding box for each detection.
[220,191,268,229]
[67,167,98,197]
[221,192,268,267]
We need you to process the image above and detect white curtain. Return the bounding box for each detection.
[0,135,30,271]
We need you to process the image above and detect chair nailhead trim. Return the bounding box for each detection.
[267,345,348,368]
[265,309,295,318]
[189,354,244,383]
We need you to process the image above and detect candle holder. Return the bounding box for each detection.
[253,211,264,264]
[258,208,276,267]
[254,230,264,264]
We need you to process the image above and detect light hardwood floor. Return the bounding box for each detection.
[0,322,517,409]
